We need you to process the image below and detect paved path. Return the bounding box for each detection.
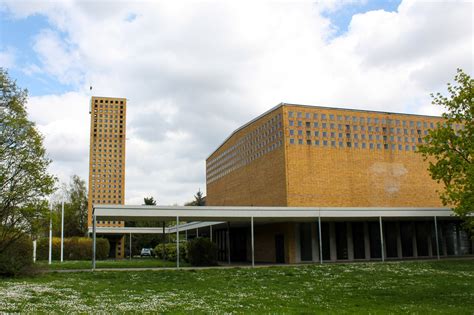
[45,263,280,273]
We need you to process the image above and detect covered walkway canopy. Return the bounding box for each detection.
[91,205,454,269]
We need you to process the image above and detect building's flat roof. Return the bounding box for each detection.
[91,96,127,100]
[88,221,224,234]
[89,226,169,234]
[206,102,443,160]
[281,102,442,119]
[93,205,453,222]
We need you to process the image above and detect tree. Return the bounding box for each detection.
[0,69,56,254]
[185,189,206,206]
[417,69,473,232]
[68,175,88,236]
[52,175,88,237]
[143,196,157,205]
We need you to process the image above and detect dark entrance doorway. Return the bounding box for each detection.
[300,223,313,261]
[321,222,331,260]
[352,222,365,259]
[335,222,348,260]
[230,228,247,262]
[415,221,430,256]
[384,222,399,258]
[369,222,382,259]
[108,238,117,258]
[275,234,285,263]
[400,222,414,257]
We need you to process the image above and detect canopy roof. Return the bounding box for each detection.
[93,205,453,222]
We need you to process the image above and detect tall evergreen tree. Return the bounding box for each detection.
[144,196,157,205]
[185,189,206,206]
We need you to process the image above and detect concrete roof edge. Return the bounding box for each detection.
[281,103,443,119]
[91,96,127,100]
[93,205,451,211]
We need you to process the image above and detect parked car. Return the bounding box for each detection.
[140,248,153,257]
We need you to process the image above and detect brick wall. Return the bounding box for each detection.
[206,106,287,206]
[206,103,444,208]
[281,105,444,207]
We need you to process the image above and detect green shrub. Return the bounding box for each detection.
[187,238,218,266]
[0,233,34,276]
[154,242,187,262]
[37,237,109,260]
[37,237,61,260]
[95,238,110,259]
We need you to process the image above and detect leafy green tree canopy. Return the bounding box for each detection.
[52,175,88,237]
[67,175,88,235]
[0,69,56,253]
[418,68,473,231]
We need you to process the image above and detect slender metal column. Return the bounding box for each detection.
[129,233,132,260]
[60,201,64,263]
[318,216,323,264]
[379,216,384,262]
[196,228,199,238]
[251,217,255,268]
[434,216,440,260]
[92,212,96,270]
[33,240,37,263]
[176,216,180,269]
[185,230,188,240]
[48,204,52,265]
[210,225,213,242]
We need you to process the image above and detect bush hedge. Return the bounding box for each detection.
[154,242,187,262]
[0,233,34,276]
[187,237,218,266]
[37,237,110,260]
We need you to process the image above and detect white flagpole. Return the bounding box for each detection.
[61,200,64,262]
[48,203,52,265]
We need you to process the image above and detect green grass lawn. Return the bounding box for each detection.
[36,258,187,270]
[1,260,473,313]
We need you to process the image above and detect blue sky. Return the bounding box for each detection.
[323,0,401,36]
[1,0,402,97]
[1,12,75,95]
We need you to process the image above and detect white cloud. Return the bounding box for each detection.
[346,1,472,69]
[3,0,473,205]
[32,29,84,85]
[21,63,42,76]
[0,47,15,68]
[26,92,90,184]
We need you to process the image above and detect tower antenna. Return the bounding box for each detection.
[88,85,93,113]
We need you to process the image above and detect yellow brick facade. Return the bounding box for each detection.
[87,96,127,258]
[207,103,446,208]
[206,107,288,206]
